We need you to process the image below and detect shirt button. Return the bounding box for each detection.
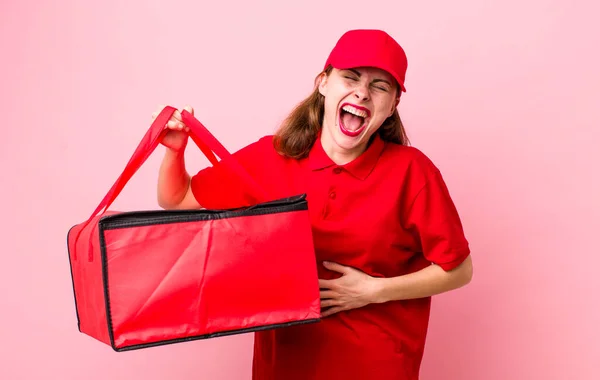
[333,167,342,174]
[329,191,336,199]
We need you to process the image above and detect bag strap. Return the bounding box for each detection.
[72,106,269,261]
[181,110,269,203]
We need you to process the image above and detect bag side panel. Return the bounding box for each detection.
[103,220,208,348]
[102,208,320,349]
[202,209,321,333]
[67,217,110,346]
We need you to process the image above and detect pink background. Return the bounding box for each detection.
[1,0,598,379]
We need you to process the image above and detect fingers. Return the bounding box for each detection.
[319,290,338,299]
[323,261,350,274]
[183,105,194,115]
[320,299,340,308]
[176,106,193,132]
[172,110,183,122]
[171,105,194,121]
[166,120,192,133]
[153,105,194,132]
[318,279,335,289]
[321,306,344,318]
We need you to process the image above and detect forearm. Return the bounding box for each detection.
[374,255,473,303]
[157,149,191,208]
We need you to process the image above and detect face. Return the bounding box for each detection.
[317,66,399,163]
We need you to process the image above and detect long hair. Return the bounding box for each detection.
[273,66,410,159]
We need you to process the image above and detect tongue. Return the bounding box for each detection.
[342,112,364,131]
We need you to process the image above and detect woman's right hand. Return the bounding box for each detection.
[152,105,194,152]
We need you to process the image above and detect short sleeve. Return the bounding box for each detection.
[190,136,274,209]
[403,168,470,271]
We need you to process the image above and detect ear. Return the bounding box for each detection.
[317,72,328,96]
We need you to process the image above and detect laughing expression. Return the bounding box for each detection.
[318,67,399,164]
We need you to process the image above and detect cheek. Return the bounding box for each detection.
[329,79,353,96]
[323,98,340,124]
[341,80,354,92]
[375,97,395,116]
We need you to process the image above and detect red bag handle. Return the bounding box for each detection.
[181,109,270,203]
[72,105,269,261]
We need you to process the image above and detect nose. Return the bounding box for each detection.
[354,82,370,101]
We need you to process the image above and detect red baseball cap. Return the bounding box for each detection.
[324,29,408,93]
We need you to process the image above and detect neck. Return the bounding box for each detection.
[319,129,367,165]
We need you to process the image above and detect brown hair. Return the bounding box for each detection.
[273,66,410,159]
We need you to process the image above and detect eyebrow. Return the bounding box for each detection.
[347,69,392,86]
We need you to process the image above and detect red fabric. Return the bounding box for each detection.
[191,134,470,379]
[67,107,320,351]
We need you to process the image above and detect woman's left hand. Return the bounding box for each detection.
[318,261,383,317]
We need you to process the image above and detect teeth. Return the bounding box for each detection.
[342,105,368,118]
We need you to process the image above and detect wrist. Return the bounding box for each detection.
[370,277,391,304]
[165,146,186,159]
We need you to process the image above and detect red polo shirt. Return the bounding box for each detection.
[191,133,470,380]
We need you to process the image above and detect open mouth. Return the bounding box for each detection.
[338,103,370,137]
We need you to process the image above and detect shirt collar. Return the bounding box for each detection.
[307,131,385,180]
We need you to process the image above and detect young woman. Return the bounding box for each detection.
[154,29,473,380]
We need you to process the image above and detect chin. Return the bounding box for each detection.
[330,124,369,151]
